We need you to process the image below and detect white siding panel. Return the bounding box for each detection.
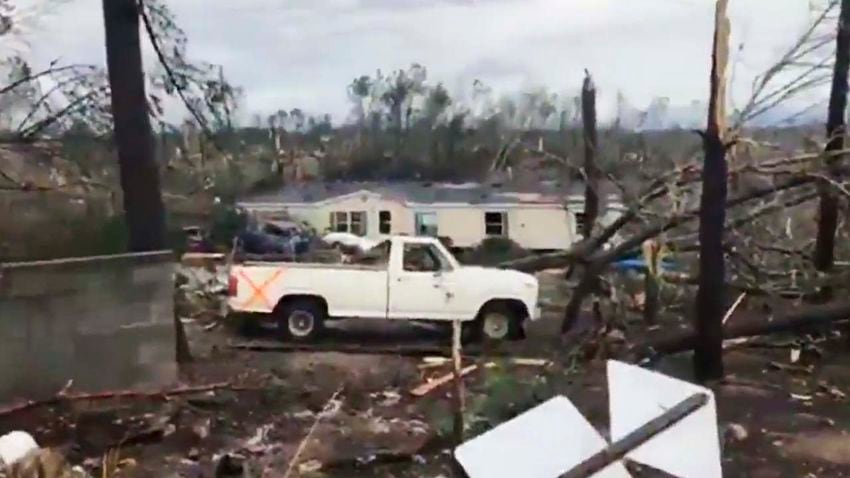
[508,207,573,250]
[435,209,485,248]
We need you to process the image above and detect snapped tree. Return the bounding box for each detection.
[813,0,850,301]
[581,70,600,237]
[694,0,731,381]
[101,0,166,251]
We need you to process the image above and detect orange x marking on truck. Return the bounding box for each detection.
[238,268,285,309]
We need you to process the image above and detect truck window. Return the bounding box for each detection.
[403,243,451,272]
[350,240,391,267]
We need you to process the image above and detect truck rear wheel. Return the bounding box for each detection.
[278,300,325,342]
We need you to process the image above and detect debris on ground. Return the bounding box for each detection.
[724,423,749,443]
[0,431,39,468]
[175,263,229,323]
[5,272,850,477]
[410,365,480,397]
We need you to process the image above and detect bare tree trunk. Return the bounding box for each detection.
[643,239,661,325]
[644,272,660,325]
[561,264,601,333]
[451,320,465,446]
[694,0,731,382]
[814,0,850,301]
[582,71,600,237]
[102,0,166,251]
[560,73,602,332]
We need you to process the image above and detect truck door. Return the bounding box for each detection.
[388,242,457,320]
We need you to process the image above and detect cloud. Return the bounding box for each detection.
[11,0,830,125]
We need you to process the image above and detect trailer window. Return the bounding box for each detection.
[379,210,392,234]
[414,212,438,237]
[350,212,367,235]
[485,211,507,236]
[330,212,348,232]
[329,211,368,235]
[575,212,587,237]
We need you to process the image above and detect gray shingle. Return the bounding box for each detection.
[239,180,619,206]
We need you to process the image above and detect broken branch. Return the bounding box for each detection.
[0,382,235,418]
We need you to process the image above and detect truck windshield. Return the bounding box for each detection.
[403,243,452,272]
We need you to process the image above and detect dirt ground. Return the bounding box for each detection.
[4,271,850,477]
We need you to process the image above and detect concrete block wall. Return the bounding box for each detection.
[0,251,178,401]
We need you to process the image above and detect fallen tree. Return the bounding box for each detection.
[628,299,850,359]
[499,153,850,275]
[559,171,831,331]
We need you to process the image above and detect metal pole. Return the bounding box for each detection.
[560,393,709,478]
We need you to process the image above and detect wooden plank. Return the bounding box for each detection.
[410,365,479,397]
[420,356,550,367]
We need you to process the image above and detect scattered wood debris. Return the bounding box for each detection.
[0,382,237,419]
[410,365,480,397]
[417,356,550,369]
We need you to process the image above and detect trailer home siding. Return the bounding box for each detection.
[238,182,621,251]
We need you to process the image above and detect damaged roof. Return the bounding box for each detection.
[240,180,621,206]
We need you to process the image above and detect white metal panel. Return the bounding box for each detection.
[455,396,631,478]
[607,360,722,478]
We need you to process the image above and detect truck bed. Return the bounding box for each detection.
[232,250,341,264]
[238,260,386,271]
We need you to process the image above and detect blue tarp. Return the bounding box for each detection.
[611,256,677,273]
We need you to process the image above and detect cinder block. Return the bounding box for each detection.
[132,263,172,286]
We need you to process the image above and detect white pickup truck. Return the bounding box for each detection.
[227,235,541,342]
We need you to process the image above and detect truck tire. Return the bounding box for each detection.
[278,299,325,342]
[470,303,523,343]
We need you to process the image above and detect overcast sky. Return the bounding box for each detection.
[9,0,829,124]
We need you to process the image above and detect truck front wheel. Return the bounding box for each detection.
[468,303,523,343]
[278,300,325,342]
[482,311,513,341]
